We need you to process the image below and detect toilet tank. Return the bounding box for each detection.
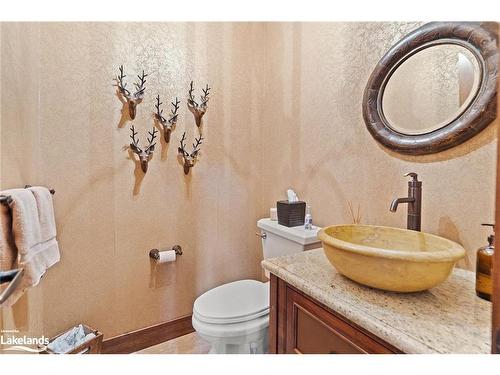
[257,218,321,260]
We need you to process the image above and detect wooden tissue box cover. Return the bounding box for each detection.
[39,323,103,354]
[276,200,306,227]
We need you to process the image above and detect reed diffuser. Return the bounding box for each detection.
[347,200,362,224]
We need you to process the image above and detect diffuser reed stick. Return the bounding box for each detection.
[347,200,362,224]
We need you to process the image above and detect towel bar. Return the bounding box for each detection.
[0,186,55,206]
[0,268,24,305]
[0,195,13,205]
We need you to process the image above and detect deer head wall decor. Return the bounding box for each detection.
[178,132,203,175]
[187,81,211,127]
[116,65,148,120]
[154,94,180,143]
[130,125,158,173]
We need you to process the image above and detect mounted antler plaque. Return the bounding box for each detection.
[155,95,180,143]
[178,132,203,175]
[116,65,148,120]
[130,125,158,173]
[187,81,211,127]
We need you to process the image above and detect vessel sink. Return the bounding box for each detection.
[318,224,465,292]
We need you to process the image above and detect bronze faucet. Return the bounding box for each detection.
[390,172,422,231]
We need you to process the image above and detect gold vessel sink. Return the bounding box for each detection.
[318,224,465,292]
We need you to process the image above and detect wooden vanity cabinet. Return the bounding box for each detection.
[269,274,402,354]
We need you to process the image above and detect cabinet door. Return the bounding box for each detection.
[285,286,396,354]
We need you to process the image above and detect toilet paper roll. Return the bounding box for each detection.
[157,250,176,263]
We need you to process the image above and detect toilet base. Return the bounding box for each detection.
[198,329,269,354]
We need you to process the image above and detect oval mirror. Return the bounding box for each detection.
[382,45,481,135]
[363,22,498,155]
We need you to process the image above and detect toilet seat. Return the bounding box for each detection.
[193,280,269,324]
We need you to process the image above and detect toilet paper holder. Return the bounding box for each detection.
[149,245,183,260]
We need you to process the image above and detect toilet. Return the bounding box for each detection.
[192,218,321,354]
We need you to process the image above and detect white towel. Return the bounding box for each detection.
[1,187,60,306]
[27,186,58,248]
[0,202,17,273]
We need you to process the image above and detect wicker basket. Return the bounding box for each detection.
[39,324,103,354]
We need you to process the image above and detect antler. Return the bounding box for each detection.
[130,125,141,151]
[178,132,189,156]
[155,95,166,122]
[201,84,211,106]
[191,135,204,157]
[117,65,131,97]
[134,70,148,98]
[146,127,158,150]
[188,81,196,104]
[169,97,180,124]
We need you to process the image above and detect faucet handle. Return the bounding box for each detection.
[404,172,419,182]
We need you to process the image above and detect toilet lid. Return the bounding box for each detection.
[193,280,269,324]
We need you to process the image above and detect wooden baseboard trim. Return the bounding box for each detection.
[102,315,194,354]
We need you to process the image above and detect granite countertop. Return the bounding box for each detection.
[261,249,492,354]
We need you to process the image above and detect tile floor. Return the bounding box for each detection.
[136,332,210,354]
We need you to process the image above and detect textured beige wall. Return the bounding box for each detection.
[0,22,497,342]
[0,22,267,339]
[260,22,497,272]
